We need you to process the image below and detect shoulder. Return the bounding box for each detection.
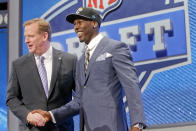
[12,53,32,66]
[102,36,128,51]
[53,48,77,61]
[102,36,121,45]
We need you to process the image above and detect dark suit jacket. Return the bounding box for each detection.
[6,48,76,131]
[51,37,146,131]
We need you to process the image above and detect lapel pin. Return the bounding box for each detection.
[58,57,62,61]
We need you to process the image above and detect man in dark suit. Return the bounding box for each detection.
[6,18,77,131]
[33,7,146,131]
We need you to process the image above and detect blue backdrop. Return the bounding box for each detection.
[0,0,8,130]
[0,28,7,131]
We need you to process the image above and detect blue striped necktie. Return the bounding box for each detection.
[37,56,48,98]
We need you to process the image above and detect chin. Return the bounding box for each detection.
[29,50,35,54]
[79,38,84,42]
[79,40,84,43]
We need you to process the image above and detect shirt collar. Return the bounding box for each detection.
[35,46,53,60]
[87,33,104,50]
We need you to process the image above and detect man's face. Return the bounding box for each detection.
[24,23,46,55]
[74,19,95,44]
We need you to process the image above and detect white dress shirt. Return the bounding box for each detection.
[34,46,53,90]
[85,33,104,59]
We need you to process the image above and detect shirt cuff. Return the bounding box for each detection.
[133,123,144,129]
[49,111,56,123]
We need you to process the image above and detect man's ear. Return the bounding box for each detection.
[43,32,49,41]
[93,21,98,29]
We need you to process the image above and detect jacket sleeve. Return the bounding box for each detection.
[51,59,80,124]
[6,61,30,124]
[112,42,146,127]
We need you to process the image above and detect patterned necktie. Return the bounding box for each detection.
[84,46,90,74]
[37,56,49,98]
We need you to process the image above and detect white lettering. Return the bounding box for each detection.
[165,0,184,5]
[119,25,140,50]
[66,37,84,58]
[145,19,173,52]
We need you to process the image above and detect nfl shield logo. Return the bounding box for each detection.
[83,0,122,19]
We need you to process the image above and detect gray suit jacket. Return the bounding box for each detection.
[6,48,76,131]
[52,37,146,131]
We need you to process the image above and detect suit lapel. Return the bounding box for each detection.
[28,54,47,97]
[80,53,86,86]
[48,48,62,98]
[85,37,107,80]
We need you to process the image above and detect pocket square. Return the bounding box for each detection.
[96,52,112,62]
[106,52,112,58]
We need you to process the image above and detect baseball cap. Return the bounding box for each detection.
[66,7,102,26]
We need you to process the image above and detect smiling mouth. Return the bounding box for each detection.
[28,45,33,49]
[77,32,83,38]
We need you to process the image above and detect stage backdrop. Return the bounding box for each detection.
[0,0,7,131]
[22,0,196,130]
[0,28,7,131]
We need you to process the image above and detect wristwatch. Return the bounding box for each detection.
[134,123,143,130]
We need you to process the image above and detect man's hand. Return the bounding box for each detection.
[26,112,46,126]
[130,126,141,131]
[32,109,52,122]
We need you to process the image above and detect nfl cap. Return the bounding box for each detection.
[66,7,102,26]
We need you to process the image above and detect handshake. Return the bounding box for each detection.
[26,109,52,127]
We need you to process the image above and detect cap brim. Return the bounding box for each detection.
[66,14,92,24]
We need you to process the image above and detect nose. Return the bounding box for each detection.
[25,37,29,44]
[74,24,79,32]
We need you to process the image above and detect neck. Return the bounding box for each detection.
[86,32,99,45]
[37,42,50,56]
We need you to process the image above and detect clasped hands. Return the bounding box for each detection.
[26,109,51,127]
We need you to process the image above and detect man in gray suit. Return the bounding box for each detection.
[33,7,146,131]
[6,18,76,131]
